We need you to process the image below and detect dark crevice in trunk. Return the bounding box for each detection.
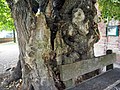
[47,1,67,87]
[39,0,49,12]
[44,18,66,88]
[50,22,58,50]
[31,0,39,14]
[48,0,65,50]
[31,0,49,14]
[29,84,35,90]
[48,51,66,90]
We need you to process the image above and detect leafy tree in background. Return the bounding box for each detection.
[98,0,120,21]
[0,0,14,31]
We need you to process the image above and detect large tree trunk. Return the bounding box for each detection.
[6,0,99,90]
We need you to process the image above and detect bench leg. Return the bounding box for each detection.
[106,50,113,71]
[106,64,113,71]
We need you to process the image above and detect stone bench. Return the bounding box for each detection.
[58,53,117,89]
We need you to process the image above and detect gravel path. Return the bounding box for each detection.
[0,42,19,74]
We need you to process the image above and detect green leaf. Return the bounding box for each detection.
[98,0,120,21]
[0,0,14,31]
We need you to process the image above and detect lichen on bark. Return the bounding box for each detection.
[55,0,99,64]
[4,0,100,89]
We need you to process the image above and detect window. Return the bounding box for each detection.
[106,26,119,36]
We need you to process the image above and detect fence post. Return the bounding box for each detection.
[13,29,16,43]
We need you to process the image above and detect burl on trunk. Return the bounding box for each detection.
[5,0,99,90]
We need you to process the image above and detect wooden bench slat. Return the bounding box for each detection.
[67,68,120,90]
[59,53,116,81]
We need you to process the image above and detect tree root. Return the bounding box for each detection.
[0,60,22,89]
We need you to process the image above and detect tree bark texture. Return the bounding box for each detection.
[6,0,99,90]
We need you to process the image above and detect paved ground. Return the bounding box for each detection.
[0,42,19,74]
[68,68,120,90]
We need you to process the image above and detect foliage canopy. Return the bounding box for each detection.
[0,0,119,31]
[98,0,120,21]
[0,0,14,31]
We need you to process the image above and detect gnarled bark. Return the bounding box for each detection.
[5,0,99,89]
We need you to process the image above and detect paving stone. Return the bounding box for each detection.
[0,42,19,74]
